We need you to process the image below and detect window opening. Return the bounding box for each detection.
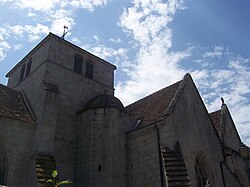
[195,157,209,187]
[19,64,26,82]
[74,54,83,74]
[25,58,32,77]
[98,165,102,172]
[86,59,94,79]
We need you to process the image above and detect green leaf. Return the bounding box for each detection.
[52,170,58,178]
[57,180,72,186]
[47,179,53,183]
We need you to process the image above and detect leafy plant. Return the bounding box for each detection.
[47,170,72,187]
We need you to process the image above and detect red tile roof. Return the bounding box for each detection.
[125,79,183,129]
[210,110,224,139]
[0,84,34,124]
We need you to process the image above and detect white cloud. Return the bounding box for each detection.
[189,47,250,145]
[24,24,50,42]
[93,35,100,43]
[70,0,107,11]
[109,37,122,43]
[84,44,127,64]
[13,0,61,11]
[13,44,23,51]
[0,27,10,62]
[26,12,36,17]
[0,0,111,62]
[0,41,10,61]
[48,9,75,36]
[0,27,9,41]
[2,0,108,11]
[203,46,224,58]
[117,1,250,146]
[0,0,13,3]
[116,0,186,105]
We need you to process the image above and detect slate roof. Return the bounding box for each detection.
[0,84,34,124]
[125,74,189,129]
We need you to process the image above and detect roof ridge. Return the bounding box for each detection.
[164,73,191,116]
[125,74,191,129]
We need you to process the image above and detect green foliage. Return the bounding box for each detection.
[47,170,72,187]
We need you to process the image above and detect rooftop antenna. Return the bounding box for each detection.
[61,25,68,40]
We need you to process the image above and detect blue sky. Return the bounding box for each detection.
[0,0,250,145]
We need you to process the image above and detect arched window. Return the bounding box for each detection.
[86,59,94,79]
[195,153,214,187]
[74,54,83,74]
[19,64,26,82]
[195,157,207,187]
[0,146,7,185]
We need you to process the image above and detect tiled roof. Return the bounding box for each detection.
[0,84,34,124]
[210,109,224,139]
[125,79,183,129]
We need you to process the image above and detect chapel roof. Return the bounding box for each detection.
[125,74,190,129]
[0,84,34,124]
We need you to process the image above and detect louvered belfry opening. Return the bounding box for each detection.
[161,143,191,187]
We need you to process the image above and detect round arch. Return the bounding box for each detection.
[195,151,214,187]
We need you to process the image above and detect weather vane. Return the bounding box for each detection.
[61,25,68,40]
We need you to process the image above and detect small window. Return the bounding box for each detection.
[86,59,94,79]
[98,165,102,172]
[25,59,32,77]
[19,64,26,82]
[74,54,83,74]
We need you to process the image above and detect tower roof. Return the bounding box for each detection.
[84,93,125,112]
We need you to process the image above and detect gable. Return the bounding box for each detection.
[210,105,242,150]
[125,74,192,129]
[0,84,34,124]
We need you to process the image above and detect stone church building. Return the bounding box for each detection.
[0,33,249,187]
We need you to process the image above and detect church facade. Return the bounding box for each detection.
[0,33,249,187]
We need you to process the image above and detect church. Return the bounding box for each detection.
[0,33,249,187]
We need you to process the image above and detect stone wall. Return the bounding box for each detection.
[76,108,130,187]
[47,35,115,89]
[127,126,162,187]
[170,77,225,187]
[5,33,117,184]
[0,118,35,186]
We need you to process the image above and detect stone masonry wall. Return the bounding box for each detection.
[76,108,129,187]
[171,77,225,187]
[0,118,35,187]
[127,126,161,187]
[47,35,115,89]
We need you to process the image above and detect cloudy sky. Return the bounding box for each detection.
[0,0,250,145]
